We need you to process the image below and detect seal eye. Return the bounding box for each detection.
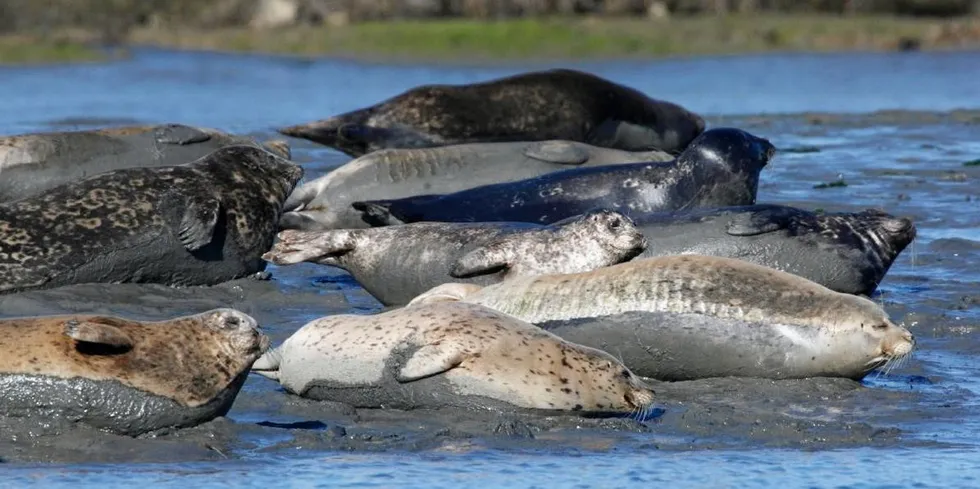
[872,323,888,331]
[609,218,622,229]
[225,316,241,328]
[620,368,631,379]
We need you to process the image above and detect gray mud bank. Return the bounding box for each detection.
[2,111,979,464]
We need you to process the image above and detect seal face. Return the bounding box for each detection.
[280,140,673,231]
[631,204,917,296]
[410,255,915,381]
[0,124,291,202]
[251,301,655,415]
[0,145,303,294]
[278,68,705,157]
[350,128,774,226]
[263,208,648,306]
[0,308,269,436]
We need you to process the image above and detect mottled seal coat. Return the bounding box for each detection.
[263,209,648,306]
[0,145,303,294]
[251,301,656,415]
[352,128,774,226]
[410,255,916,381]
[0,124,291,202]
[630,204,917,296]
[281,140,673,230]
[278,68,705,157]
[0,308,269,436]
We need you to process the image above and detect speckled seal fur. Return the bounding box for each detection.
[263,209,648,306]
[0,124,291,202]
[351,128,775,226]
[411,255,916,380]
[0,145,303,294]
[632,204,917,296]
[278,68,705,157]
[251,301,655,415]
[280,140,673,231]
[0,308,269,436]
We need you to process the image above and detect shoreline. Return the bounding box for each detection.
[3,14,979,66]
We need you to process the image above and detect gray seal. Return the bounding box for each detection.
[0,145,303,294]
[281,140,673,230]
[351,128,775,226]
[263,209,648,306]
[630,204,917,296]
[410,255,916,381]
[0,308,269,436]
[251,301,656,415]
[278,68,705,157]
[0,124,291,202]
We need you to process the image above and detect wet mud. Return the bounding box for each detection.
[1,110,979,464]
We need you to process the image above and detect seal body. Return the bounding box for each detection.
[281,140,673,230]
[411,255,915,381]
[0,308,269,436]
[631,204,917,296]
[263,209,648,306]
[278,69,705,157]
[251,301,655,414]
[351,128,774,226]
[0,124,291,202]
[0,145,303,294]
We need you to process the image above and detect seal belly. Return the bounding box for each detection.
[539,311,880,381]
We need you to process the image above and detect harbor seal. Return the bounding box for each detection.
[630,204,917,296]
[351,128,774,226]
[281,140,673,230]
[0,124,291,202]
[278,68,705,157]
[251,301,656,415]
[0,308,269,436]
[410,255,915,381]
[263,209,648,306]
[0,145,303,294]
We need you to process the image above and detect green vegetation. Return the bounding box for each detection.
[128,14,965,62]
[0,36,105,65]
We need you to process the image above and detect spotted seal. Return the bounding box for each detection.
[0,124,291,202]
[0,145,303,294]
[351,128,774,226]
[281,140,673,230]
[263,209,647,306]
[278,68,705,157]
[630,204,917,296]
[410,255,916,381]
[251,301,656,415]
[0,308,268,436]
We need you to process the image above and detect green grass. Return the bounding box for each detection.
[0,36,105,65]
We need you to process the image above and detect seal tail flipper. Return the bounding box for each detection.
[406,283,484,306]
[397,344,464,382]
[63,319,135,350]
[261,139,292,160]
[251,346,283,380]
[262,229,357,265]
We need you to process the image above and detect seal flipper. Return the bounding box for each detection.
[352,194,443,227]
[154,124,212,145]
[397,344,464,382]
[162,193,221,251]
[262,229,357,265]
[251,346,283,380]
[523,141,590,165]
[450,240,515,278]
[64,319,134,350]
[726,206,795,236]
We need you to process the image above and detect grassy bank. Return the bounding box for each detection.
[0,35,106,65]
[4,14,979,65]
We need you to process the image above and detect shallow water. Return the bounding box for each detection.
[2,48,980,487]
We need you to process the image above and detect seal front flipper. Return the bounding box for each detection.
[450,239,516,278]
[162,193,221,251]
[397,343,464,382]
[251,346,283,380]
[523,141,590,165]
[725,205,796,236]
[153,124,212,145]
[64,319,134,350]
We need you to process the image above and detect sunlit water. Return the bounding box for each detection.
[2,48,980,487]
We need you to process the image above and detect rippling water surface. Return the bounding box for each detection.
[1,48,980,488]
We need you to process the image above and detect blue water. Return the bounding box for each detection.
[2,48,980,487]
